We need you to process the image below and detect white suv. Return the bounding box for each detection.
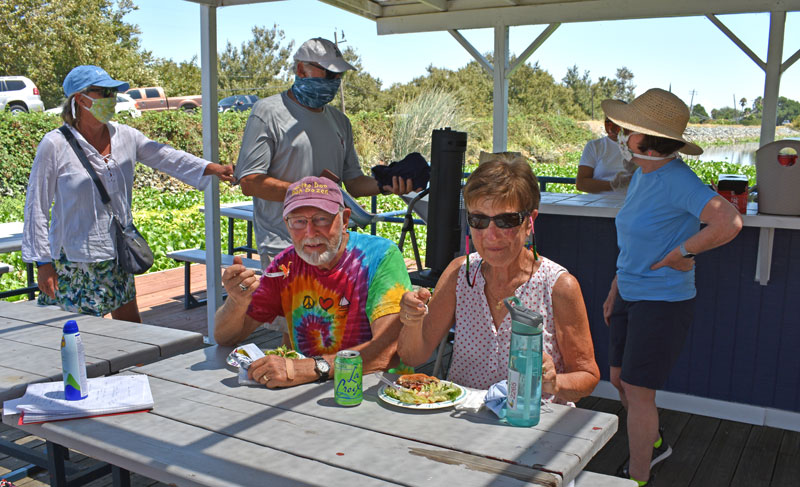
[0,76,45,113]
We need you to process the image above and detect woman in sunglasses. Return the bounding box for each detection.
[396,154,600,405]
[22,65,234,322]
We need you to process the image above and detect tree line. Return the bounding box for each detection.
[3,0,799,127]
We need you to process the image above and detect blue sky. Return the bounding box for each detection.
[126,0,800,113]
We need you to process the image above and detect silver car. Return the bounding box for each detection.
[0,76,45,113]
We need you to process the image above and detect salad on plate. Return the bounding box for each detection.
[383,374,462,404]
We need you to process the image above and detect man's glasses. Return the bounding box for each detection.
[307,63,342,80]
[466,211,528,230]
[84,87,117,98]
[285,213,337,230]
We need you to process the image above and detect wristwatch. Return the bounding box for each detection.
[311,356,330,382]
[679,242,696,258]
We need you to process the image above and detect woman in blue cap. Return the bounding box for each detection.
[22,65,234,322]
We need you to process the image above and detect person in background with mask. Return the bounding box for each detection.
[234,38,417,267]
[22,65,234,322]
[576,113,635,195]
[601,89,742,486]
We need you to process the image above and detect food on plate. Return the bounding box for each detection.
[384,374,462,404]
[264,345,301,359]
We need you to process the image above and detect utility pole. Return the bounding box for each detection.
[733,94,737,121]
[334,30,346,114]
[688,89,697,116]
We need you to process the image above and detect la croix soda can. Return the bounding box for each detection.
[334,350,362,406]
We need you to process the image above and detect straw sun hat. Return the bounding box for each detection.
[601,88,703,155]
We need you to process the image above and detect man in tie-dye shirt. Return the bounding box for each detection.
[215,176,412,388]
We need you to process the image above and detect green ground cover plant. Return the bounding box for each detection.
[0,158,755,298]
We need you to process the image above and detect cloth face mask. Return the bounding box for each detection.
[617,130,678,161]
[82,95,116,124]
[291,77,341,109]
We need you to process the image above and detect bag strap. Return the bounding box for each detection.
[58,125,111,205]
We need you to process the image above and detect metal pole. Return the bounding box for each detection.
[201,4,221,343]
[760,11,786,146]
[335,31,346,114]
[492,24,509,152]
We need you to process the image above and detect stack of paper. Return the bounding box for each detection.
[3,375,154,424]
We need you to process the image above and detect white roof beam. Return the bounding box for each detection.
[448,29,493,74]
[183,0,286,6]
[509,22,559,75]
[707,14,766,71]
[782,47,800,72]
[378,0,800,34]
[420,0,448,11]
[320,0,383,19]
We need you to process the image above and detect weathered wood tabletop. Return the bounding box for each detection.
[0,300,205,402]
[0,221,23,254]
[3,345,617,486]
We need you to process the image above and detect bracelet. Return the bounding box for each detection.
[35,261,51,268]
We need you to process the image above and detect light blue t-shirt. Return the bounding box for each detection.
[615,158,716,302]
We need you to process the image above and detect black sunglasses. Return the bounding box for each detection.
[467,211,529,230]
[85,87,117,98]
[307,63,342,80]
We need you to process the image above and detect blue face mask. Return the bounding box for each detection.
[291,77,341,109]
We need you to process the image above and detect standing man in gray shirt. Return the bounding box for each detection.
[234,37,414,265]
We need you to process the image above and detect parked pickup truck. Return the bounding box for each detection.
[124,87,201,112]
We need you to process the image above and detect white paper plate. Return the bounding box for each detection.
[377,381,467,410]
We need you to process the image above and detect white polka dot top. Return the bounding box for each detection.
[447,253,572,405]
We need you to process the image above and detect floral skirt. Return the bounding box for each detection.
[38,253,136,316]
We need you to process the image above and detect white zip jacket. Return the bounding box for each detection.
[22,122,211,263]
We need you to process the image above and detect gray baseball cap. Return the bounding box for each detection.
[293,37,355,73]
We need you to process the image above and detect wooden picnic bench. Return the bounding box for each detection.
[165,249,262,309]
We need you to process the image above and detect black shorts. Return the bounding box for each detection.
[608,294,694,390]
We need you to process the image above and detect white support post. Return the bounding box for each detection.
[760,11,786,146]
[493,24,509,153]
[200,5,221,343]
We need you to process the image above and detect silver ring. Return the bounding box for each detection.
[238,283,248,291]
[261,374,269,383]
[404,313,409,320]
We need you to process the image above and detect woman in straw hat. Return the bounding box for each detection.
[600,89,742,486]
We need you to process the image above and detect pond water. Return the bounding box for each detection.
[692,142,760,165]
[690,139,800,166]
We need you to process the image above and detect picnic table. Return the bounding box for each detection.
[0,222,37,300]
[3,345,618,486]
[0,300,205,485]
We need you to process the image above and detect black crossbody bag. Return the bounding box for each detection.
[59,125,154,274]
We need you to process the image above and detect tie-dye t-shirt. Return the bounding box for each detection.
[247,231,411,356]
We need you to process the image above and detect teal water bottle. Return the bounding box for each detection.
[61,320,88,400]
[503,297,543,427]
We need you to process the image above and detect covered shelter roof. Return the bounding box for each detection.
[183,0,800,341]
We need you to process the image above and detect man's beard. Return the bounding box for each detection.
[295,230,344,266]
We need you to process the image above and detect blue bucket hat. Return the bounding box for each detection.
[62,65,130,97]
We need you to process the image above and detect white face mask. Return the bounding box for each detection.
[617,130,678,161]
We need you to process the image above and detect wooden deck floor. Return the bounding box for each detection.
[2,265,798,486]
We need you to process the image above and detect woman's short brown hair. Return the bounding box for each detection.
[463,154,540,213]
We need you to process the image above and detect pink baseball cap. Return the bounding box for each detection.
[283,176,344,218]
